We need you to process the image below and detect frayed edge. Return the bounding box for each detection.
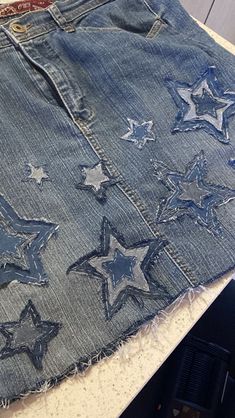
[0,281,230,408]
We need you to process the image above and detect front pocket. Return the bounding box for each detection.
[73,0,167,39]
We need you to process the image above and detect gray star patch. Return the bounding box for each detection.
[0,300,61,369]
[76,161,118,203]
[23,163,50,189]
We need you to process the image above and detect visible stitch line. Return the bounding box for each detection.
[77,27,123,32]
[74,118,197,284]
[68,217,170,319]
[146,19,163,39]
[0,195,58,287]
[143,0,159,17]
[0,300,61,370]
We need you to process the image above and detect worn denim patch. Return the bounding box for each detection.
[166,67,235,143]
[68,217,169,319]
[0,195,58,286]
[153,151,235,236]
[0,300,61,370]
[121,118,155,149]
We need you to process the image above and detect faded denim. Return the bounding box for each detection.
[0,0,234,402]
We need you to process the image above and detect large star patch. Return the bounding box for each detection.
[67,217,169,319]
[166,66,235,143]
[153,151,235,236]
[0,300,61,369]
[0,195,58,286]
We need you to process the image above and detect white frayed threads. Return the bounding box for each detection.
[0,399,10,409]
[1,284,212,406]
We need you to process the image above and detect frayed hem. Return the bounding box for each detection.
[1,272,233,408]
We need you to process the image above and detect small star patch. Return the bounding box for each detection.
[23,163,50,189]
[76,161,118,202]
[153,151,235,236]
[67,217,169,319]
[0,195,58,286]
[121,118,155,149]
[0,300,61,369]
[166,66,235,143]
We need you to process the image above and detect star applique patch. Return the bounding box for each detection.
[121,118,155,149]
[0,195,58,286]
[153,151,235,236]
[23,163,50,189]
[76,161,118,202]
[67,217,169,319]
[166,66,235,143]
[0,300,61,369]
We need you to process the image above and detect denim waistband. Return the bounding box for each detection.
[0,0,114,48]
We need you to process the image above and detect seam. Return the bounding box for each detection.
[74,118,197,284]
[143,0,158,17]
[143,0,164,23]
[13,46,54,105]
[164,247,195,287]
[76,26,122,32]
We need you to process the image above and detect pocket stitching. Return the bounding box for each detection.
[77,26,123,32]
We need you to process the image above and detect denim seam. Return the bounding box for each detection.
[143,0,165,23]
[74,117,197,286]
[76,26,123,32]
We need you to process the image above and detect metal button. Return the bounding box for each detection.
[9,22,29,33]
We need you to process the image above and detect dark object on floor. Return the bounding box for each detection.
[156,335,230,418]
[121,279,235,418]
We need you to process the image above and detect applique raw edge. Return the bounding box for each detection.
[1,265,234,408]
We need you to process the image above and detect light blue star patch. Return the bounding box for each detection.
[67,217,169,319]
[153,151,235,236]
[0,300,61,369]
[0,195,58,286]
[76,160,118,203]
[121,118,155,149]
[23,163,50,189]
[166,67,235,143]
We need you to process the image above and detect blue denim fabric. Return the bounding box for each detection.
[0,0,234,401]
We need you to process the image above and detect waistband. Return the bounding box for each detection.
[0,0,113,48]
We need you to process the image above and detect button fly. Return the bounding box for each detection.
[9,22,31,33]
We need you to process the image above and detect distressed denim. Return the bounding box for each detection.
[0,0,234,402]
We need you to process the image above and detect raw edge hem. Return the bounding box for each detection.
[1,266,234,408]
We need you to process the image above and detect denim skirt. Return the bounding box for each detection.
[0,0,234,402]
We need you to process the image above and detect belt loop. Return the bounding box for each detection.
[48,3,75,33]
